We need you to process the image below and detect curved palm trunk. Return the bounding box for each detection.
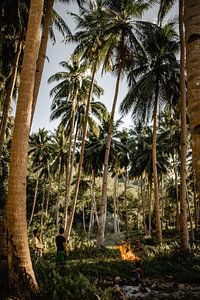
[6,0,44,296]
[30,0,54,127]
[64,95,77,229]
[180,0,190,252]
[185,2,200,207]
[29,170,40,225]
[65,61,97,241]
[97,60,123,246]
[64,123,79,226]
[152,92,162,244]
[0,40,22,158]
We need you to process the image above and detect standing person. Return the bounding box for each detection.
[56,227,67,265]
[33,229,44,261]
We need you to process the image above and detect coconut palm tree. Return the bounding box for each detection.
[120,22,179,243]
[28,128,51,225]
[96,0,153,246]
[30,0,88,126]
[6,0,44,296]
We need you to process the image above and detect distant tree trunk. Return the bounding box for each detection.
[141,174,147,234]
[0,40,22,158]
[30,0,54,127]
[148,179,152,236]
[180,0,191,252]
[56,158,62,228]
[64,113,78,229]
[6,0,44,296]
[29,170,40,226]
[124,167,128,234]
[97,59,123,246]
[65,61,97,241]
[40,186,45,226]
[186,187,194,240]
[45,162,52,215]
[82,203,86,232]
[88,171,99,233]
[173,152,180,231]
[152,88,162,243]
[113,173,118,238]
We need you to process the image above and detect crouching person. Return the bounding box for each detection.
[56,227,67,265]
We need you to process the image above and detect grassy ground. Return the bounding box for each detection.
[33,231,200,299]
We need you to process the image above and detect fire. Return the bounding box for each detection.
[116,240,140,261]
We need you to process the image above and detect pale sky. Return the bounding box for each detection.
[31,1,178,133]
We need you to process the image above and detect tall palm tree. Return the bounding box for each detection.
[48,56,104,228]
[30,0,87,126]
[158,0,191,252]
[28,128,51,225]
[6,0,44,296]
[0,0,29,159]
[96,0,152,246]
[120,22,179,243]
[184,1,200,252]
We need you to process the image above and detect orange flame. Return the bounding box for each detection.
[116,240,140,261]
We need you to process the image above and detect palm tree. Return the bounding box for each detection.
[184,1,200,252]
[0,0,28,159]
[6,0,44,296]
[28,128,51,225]
[120,22,179,243]
[158,0,191,252]
[30,0,87,126]
[96,0,152,246]
[48,56,104,227]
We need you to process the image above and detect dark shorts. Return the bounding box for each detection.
[56,250,66,264]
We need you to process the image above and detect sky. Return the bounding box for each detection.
[31,1,178,133]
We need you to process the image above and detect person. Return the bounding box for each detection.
[33,229,44,261]
[56,227,67,265]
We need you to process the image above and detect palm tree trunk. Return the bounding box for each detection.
[0,40,22,158]
[45,162,52,215]
[65,61,98,241]
[40,186,45,226]
[152,90,162,244]
[185,2,200,208]
[124,167,128,234]
[186,188,194,240]
[64,96,78,229]
[148,178,152,236]
[141,174,146,234]
[173,152,180,231]
[29,170,40,226]
[180,0,191,252]
[113,173,118,238]
[30,0,54,127]
[97,60,123,246]
[6,0,44,296]
[56,158,62,228]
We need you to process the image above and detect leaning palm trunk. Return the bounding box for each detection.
[97,60,123,246]
[64,95,77,229]
[30,0,54,127]
[6,0,44,296]
[29,170,40,225]
[185,2,200,203]
[180,0,191,252]
[0,40,22,158]
[65,62,98,241]
[64,123,79,226]
[152,91,162,244]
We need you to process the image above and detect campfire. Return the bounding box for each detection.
[116,240,141,261]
